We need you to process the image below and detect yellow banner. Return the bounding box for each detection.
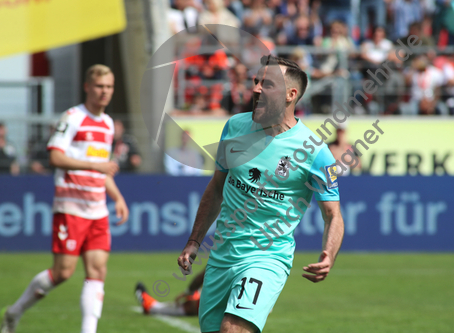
[167,117,454,176]
[0,0,126,57]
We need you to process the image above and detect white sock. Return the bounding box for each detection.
[80,279,104,333]
[150,302,186,316]
[9,269,55,317]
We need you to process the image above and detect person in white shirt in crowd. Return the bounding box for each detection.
[360,26,393,67]
[406,54,445,115]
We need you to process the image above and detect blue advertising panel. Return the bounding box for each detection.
[0,175,452,252]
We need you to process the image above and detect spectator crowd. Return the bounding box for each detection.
[168,0,454,116]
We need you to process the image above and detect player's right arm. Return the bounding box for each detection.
[47,112,118,176]
[49,149,118,176]
[177,169,227,271]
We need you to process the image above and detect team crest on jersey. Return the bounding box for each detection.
[66,239,77,251]
[325,165,338,189]
[275,156,291,178]
[248,168,261,183]
[85,132,94,141]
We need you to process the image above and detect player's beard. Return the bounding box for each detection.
[252,94,286,128]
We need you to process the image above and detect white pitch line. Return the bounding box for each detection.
[131,306,200,333]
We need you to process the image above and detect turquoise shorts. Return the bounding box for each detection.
[199,261,288,333]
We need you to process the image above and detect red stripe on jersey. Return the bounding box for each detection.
[64,173,106,188]
[47,146,65,153]
[80,115,110,129]
[55,186,106,202]
[73,131,109,143]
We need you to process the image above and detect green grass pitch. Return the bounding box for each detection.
[1,252,453,333]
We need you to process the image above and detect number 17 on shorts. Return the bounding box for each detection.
[199,263,288,333]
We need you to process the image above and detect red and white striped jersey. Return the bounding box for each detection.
[47,104,114,219]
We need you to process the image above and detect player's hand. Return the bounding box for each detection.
[114,197,129,225]
[95,161,119,176]
[302,250,332,283]
[177,241,199,275]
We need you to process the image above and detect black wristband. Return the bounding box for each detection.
[188,239,201,247]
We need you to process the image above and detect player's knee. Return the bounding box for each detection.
[87,265,107,281]
[52,267,75,284]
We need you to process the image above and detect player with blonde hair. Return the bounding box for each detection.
[1,64,128,333]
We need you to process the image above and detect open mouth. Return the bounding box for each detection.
[255,99,266,109]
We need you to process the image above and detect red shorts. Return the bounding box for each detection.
[52,213,111,255]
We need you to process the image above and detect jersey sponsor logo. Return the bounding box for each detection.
[227,175,286,201]
[58,224,68,240]
[86,146,109,158]
[55,121,68,133]
[275,156,291,178]
[325,165,338,189]
[66,239,77,251]
[248,168,261,183]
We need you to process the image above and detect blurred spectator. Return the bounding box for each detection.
[434,53,454,114]
[168,0,199,35]
[278,15,319,46]
[328,123,361,175]
[288,46,312,74]
[199,0,241,27]
[112,119,142,172]
[189,92,210,113]
[288,47,313,115]
[224,0,244,20]
[391,0,422,40]
[241,27,276,74]
[360,26,393,68]
[402,22,435,47]
[221,63,254,114]
[316,21,355,78]
[242,0,274,38]
[434,0,454,46]
[359,0,386,40]
[406,54,445,115]
[29,125,55,174]
[320,0,355,38]
[0,123,19,175]
[165,130,205,176]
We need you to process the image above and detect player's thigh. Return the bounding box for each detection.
[199,265,233,333]
[225,264,288,333]
[52,213,91,256]
[81,215,111,253]
[220,313,257,333]
[82,249,109,280]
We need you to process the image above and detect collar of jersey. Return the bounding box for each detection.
[79,103,104,121]
[271,117,302,140]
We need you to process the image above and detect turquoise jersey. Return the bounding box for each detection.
[207,112,340,274]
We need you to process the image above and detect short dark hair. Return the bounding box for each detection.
[260,55,308,102]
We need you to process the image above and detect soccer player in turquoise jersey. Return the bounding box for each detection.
[178,56,345,333]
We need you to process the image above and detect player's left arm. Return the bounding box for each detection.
[105,175,129,225]
[302,201,344,283]
[302,145,344,283]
